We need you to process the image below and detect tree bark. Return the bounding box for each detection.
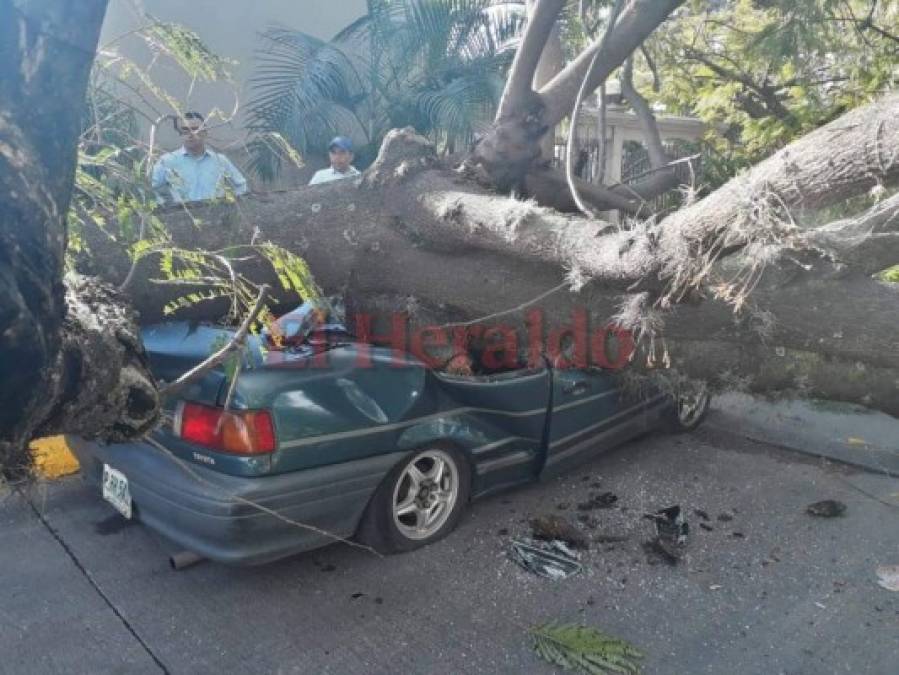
[0,0,158,475]
[526,0,565,162]
[473,0,685,199]
[538,0,686,128]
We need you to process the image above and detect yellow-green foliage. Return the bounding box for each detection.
[642,0,899,185]
[530,623,644,675]
[877,265,899,283]
[68,15,322,333]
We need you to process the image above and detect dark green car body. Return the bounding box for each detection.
[71,322,673,565]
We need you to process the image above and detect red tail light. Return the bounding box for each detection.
[178,402,276,455]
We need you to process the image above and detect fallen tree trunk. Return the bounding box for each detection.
[80,95,899,417]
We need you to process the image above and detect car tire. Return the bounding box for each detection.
[356,446,470,554]
[665,385,711,433]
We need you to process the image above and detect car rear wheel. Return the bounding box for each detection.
[356,447,470,554]
[666,385,711,433]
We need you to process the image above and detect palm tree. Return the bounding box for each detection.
[246,0,525,180]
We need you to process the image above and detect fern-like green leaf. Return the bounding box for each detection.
[875,264,899,283]
[530,623,643,675]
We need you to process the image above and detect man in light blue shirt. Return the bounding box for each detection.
[151,112,248,204]
[308,136,361,185]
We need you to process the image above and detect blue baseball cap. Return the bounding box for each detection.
[328,136,353,152]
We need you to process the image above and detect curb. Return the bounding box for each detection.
[707,394,899,478]
[30,436,81,480]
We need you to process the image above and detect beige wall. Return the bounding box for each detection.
[101,0,367,183]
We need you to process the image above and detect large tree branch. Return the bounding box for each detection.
[497,0,566,121]
[527,0,565,160]
[620,58,669,169]
[61,96,899,444]
[806,191,899,275]
[525,166,641,214]
[538,0,685,128]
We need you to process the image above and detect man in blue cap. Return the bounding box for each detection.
[308,136,361,185]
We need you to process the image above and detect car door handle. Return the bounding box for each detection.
[562,381,591,396]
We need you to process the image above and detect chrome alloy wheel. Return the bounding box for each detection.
[392,449,460,540]
[677,387,711,427]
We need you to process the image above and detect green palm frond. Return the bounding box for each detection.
[414,71,503,138]
[530,623,644,675]
[247,0,525,178]
[248,28,370,178]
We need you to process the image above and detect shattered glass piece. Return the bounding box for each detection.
[509,538,582,580]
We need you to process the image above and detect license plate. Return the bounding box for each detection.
[102,464,132,519]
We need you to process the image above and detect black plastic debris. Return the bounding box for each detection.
[807,500,847,517]
[509,538,582,580]
[643,505,689,562]
[576,492,618,511]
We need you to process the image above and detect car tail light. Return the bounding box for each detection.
[178,402,276,455]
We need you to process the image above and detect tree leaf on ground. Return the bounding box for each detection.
[530,623,643,674]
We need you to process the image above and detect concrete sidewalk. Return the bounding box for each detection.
[708,393,899,477]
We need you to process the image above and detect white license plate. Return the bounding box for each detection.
[102,464,132,520]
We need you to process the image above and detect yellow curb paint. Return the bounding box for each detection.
[30,436,80,479]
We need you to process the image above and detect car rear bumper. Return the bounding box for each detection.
[69,436,405,565]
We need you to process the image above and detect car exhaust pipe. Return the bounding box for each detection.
[169,550,205,571]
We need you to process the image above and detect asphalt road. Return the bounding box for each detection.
[2,426,897,675]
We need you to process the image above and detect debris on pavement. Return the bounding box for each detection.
[530,514,590,550]
[699,522,714,532]
[529,622,644,674]
[693,509,710,521]
[509,538,583,580]
[643,505,689,562]
[576,492,618,511]
[593,533,630,544]
[576,514,599,529]
[806,499,847,517]
[716,512,734,522]
[875,565,899,591]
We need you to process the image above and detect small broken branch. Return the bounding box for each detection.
[159,284,270,399]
